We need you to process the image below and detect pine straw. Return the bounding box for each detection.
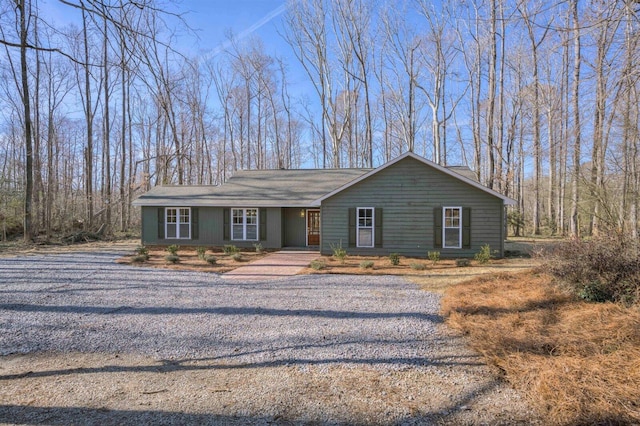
[441,271,640,425]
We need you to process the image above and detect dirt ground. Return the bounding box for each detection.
[0,351,539,425]
[0,239,546,425]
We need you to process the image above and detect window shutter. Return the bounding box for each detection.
[259,208,267,241]
[433,207,442,249]
[348,208,356,247]
[374,208,383,248]
[158,208,165,239]
[462,207,471,249]
[223,208,230,241]
[191,208,199,240]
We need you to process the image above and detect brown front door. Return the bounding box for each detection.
[307,210,320,246]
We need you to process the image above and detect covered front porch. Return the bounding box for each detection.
[282,207,320,249]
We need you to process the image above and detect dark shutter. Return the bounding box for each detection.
[433,207,442,249]
[348,208,356,247]
[462,207,471,249]
[223,208,230,241]
[191,207,199,240]
[374,208,383,248]
[157,208,165,239]
[259,208,267,241]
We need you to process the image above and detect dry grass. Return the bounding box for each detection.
[441,271,640,425]
[117,246,269,273]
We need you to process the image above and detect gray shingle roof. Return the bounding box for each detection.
[446,166,478,182]
[132,168,371,207]
[133,153,515,208]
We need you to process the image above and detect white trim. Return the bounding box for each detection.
[165,207,191,239]
[231,208,259,241]
[443,206,462,249]
[356,207,375,248]
[314,152,517,205]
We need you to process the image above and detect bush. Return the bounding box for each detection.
[133,245,149,262]
[231,252,243,262]
[410,262,426,271]
[389,253,400,266]
[474,244,492,264]
[165,254,179,264]
[543,234,640,304]
[456,258,470,267]
[204,254,217,265]
[223,244,239,255]
[427,251,440,265]
[310,259,325,270]
[253,242,263,253]
[132,254,148,263]
[360,260,374,269]
[330,241,347,264]
[166,244,179,256]
[196,246,207,260]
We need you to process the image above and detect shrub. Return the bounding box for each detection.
[310,259,325,270]
[135,245,149,259]
[253,242,263,253]
[389,253,400,266]
[196,246,207,260]
[474,244,492,264]
[360,260,374,269]
[427,251,440,265]
[204,254,217,265]
[231,252,243,262]
[223,244,239,255]
[410,262,426,271]
[456,258,470,267]
[165,254,179,264]
[132,254,148,263]
[166,244,179,256]
[543,234,640,304]
[330,241,347,264]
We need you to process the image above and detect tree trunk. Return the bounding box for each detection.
[19,0,34,242]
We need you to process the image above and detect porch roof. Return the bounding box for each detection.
[132,168,371,208]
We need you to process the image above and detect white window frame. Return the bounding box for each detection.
[165,207,191,239]
[231,208,259,241]
[443,207,462,249]
[356,207,375,248]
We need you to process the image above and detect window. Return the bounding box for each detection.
[443,207,461,248]
[357,207,374,247]
[232,208,258,241]
[166,207,190,239]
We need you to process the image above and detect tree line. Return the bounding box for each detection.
[1,0,639,241]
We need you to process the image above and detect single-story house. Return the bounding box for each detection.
[132,152,516,257]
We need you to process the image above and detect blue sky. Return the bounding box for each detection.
[40,0,289,59]
[171,0,289,60]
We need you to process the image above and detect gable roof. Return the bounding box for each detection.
[315,152,517,205]
[132,168,370,207]
[133,152,515,207]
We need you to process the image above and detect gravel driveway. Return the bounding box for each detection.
[0,251,540,425]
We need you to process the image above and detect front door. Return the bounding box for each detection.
[307,210,320,246]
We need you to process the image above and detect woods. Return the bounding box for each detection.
[1,0,639,241]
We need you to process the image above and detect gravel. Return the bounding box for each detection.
[1,251,443,366]
[0,251,541,425]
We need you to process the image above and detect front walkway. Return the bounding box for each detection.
[222,250,319,280]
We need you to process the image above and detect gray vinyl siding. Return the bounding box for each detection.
[141,206,283,248]
[320,156,505,258]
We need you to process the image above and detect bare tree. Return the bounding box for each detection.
[518,0,551,235]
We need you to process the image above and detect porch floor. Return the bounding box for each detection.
[222,250,319,281]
